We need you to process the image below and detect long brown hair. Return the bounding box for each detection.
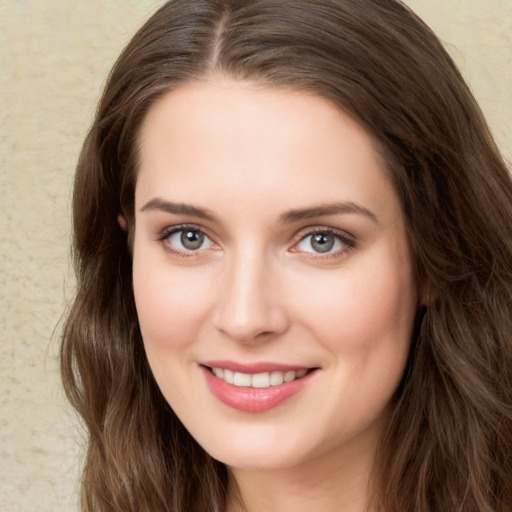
[61,1,512,511]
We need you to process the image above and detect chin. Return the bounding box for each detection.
[186,413,382,474]
[210,443,311,471]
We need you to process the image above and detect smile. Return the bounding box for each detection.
[209,367,309,388]
[201,363,318,412]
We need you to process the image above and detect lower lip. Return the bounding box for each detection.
[201,366,316,413]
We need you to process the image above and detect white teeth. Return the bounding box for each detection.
[223,369,234,384]
[283,370,296,382]
[233,372,252,387]
[270,371,284,386]
[211,367,308,388]
[251,372,270,388]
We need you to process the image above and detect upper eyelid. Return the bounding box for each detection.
[294,225,355,243]
[158,223,211,239]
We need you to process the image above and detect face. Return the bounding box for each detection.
[132,79,418,473]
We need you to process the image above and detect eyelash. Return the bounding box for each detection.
[291,227,356,260]
[157,224,217,257]
[156,224,356,260]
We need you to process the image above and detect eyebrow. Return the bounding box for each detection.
[140,198,379,225]
[140,198,218,222]
[279,202,379,224]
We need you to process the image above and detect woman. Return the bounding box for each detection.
[61,1,512,511]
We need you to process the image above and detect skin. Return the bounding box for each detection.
[131,78,419,512]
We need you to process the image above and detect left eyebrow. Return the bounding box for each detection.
[278,202,379,225]
[140,198,219,222]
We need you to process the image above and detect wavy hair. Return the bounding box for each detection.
[61,1,512,511]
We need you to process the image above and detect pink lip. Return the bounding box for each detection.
[200,363,318,413]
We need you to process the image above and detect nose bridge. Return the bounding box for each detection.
[214,243,287,342]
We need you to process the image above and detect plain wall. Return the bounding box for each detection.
[0,1,510,511]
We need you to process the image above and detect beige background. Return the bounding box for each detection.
[0,1,510,511]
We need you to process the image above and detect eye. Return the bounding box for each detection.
[163,227,215,252]
[295,229,353,255]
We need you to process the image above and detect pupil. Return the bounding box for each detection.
[181,230,204,250]
[311,233,334,253]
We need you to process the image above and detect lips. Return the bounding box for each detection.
[200,361,318,412]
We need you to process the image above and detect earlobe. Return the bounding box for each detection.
[117,214,127,231]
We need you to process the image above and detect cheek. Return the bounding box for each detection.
[132,255,214,354]
[291,251,417,355]
[132,254,218,407]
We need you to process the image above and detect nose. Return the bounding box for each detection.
[213,250,290,344]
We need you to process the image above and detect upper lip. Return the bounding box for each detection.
[201,360,316,374]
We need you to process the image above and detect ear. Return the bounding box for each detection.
[117,214,127,231]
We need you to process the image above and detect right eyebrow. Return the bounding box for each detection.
[278,201,380,225]
[140,198,218,222]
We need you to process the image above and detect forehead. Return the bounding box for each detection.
[135,79,400,225]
